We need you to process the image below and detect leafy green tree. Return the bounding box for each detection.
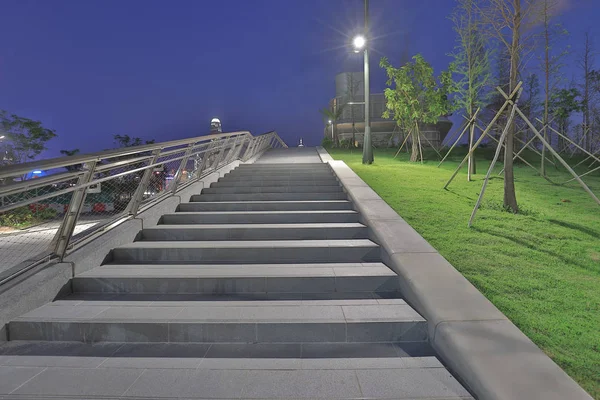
[550,87,582,151]
[450,0,493,178]
[380,54,455,162]
[0,110,56,167]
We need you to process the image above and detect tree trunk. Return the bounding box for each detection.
[583,33,591,152]
[542,0,550,176]
[503,0,520,213]
[410,128,419,162]
[351,122,356,149]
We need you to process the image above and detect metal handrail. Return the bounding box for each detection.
[0,130,287,285]
[0,131,254,179]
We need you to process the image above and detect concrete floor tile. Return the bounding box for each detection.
[0,366,45,394]
[12,367,142,397]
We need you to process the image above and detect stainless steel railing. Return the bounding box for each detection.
[0,130,287,283]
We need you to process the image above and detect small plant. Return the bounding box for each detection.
[0,206,58,229]
[321,137,333,149]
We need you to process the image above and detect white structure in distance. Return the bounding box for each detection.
[210,118,222,133]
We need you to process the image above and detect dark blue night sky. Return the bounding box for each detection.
[0,0,597,156]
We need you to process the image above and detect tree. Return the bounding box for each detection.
[550,87,581,151]
[539,0,569,175]
[113,134,155,148]
[60,149,82,172]
[0,110,56,168]
[523,73,541,135]
[579,31,597,153]
[380,54,455,162]
[450,0,493,179]
[478,0,539,213]
[319,105,345,147]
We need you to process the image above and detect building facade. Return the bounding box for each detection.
[327,72,452,148]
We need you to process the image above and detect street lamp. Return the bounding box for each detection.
[328,120,333,140]
[353,0,373,164]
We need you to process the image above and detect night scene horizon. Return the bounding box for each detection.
[1,0,599,158]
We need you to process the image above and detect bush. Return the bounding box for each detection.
[321,137,333,149]
[0,206,57,229]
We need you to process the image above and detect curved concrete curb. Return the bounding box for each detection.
[319,149,591,400]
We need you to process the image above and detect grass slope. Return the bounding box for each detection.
[328,147,600,398]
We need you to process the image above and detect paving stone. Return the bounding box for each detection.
[0,366,45,394]
[12,367,142,397]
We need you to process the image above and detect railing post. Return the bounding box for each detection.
[211,136,232,170]
[170,143,195,194]
[199,141,216,173]
[225,135,243,164]
[234,136,247,161]
[242,137,257,161]
[126,149,161,216]
[52,160,97,259]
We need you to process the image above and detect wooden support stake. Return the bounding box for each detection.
[513,108,600,206]
[394,130,412,158]
[438,120,470,167]
[444,83,522,190]
[469,89,522,227]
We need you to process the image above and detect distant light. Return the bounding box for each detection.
[0,135,5,139]
[328,120,332,124]
[32,170,42,174]
[353,35,366,51]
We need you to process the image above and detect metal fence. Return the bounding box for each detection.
[0,130,286,283]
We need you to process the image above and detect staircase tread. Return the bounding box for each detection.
[117,239,378,249]
[146,223,365,229]
[187,200,351,204]
[78,262,395,278]
[14,300,425,323]
[168,210,357,215]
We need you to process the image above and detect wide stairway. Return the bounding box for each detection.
[3,155,472,398]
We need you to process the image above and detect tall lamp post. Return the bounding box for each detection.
[353,0,373,164]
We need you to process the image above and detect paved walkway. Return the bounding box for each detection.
[255,147,322,163]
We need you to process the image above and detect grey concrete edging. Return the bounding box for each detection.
[323,151,592,400]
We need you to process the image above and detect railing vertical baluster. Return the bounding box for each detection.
[52,160,98,259]
[126,149,162,216]
[212,137,231,169]
[170,144,195,194]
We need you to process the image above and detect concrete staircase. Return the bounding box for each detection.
[3,158,473,399]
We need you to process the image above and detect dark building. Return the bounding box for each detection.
[327,72,452,148]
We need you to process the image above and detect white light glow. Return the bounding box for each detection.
[353,35,366,50]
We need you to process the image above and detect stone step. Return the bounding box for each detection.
[161,211,359,224]
[211,179,339,187]
[191,192,348,202]
[73,262,397,294]
[201,185,343,194]
[140,223,368,241]
[0,351,471,399]
[227,171,335,177]
[9,299,427,344]
[0,342,471,399]
[111,239,381,264]
[178,200,353,212]
[237,163,329,168]
[219,175,337,182]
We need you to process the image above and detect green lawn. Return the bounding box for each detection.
[328,147,600,398]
